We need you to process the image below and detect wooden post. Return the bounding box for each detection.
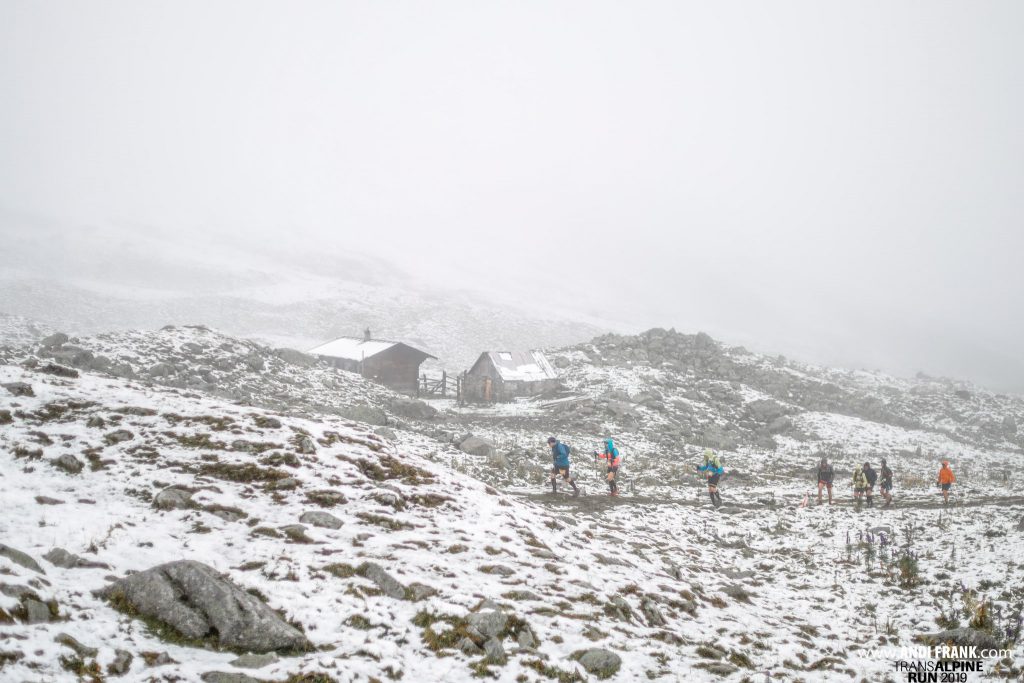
[441,370,447,397]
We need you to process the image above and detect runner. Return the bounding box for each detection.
[852,464,868,509]
[879,459,894,507]
[594,438,622,497]
[697,448,724,508]
[547,436,580,497]
[937,460,956,505]
[815,457,835,505]
[863,462,878,508]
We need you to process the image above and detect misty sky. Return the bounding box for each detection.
[1,2,1023,392]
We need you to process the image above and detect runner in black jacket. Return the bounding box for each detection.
[863,462,878,508]
[816,457,834,505]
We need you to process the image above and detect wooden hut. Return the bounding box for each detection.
[309,330,435,393]
[464,350,559,402]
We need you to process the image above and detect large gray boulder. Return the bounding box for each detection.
[299,511,343,530]
[459,436,497,458]
[101,560,308,653]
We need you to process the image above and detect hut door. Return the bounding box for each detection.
[483,377,492,402]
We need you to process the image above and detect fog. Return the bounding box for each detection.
[2,1,1022,392]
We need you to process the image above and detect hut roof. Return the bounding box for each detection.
[481,350,558,382]
[309,336,435,362]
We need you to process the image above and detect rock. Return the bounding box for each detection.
[576,648,622,679]
[919,627,1003,651]
[407,582,438,602]
[640,598,666,626]
[389,397,438,420]
[101,560,309,653]
[483,637,507,665]
[295,435,317,454]
[253,415,282,429]
[340,404,389,426]
[702,662,738,675]
[276,348,317,367]
[360,562,407,600]
[459,436,497,458]
[607,595,636,622]
[142,651,175,666]
[466,609,508,642]
[104,429,134,445]
[767,416,793,434]
[229,653,278,669]
[55,632,98,658]
[458,637,484,655]
[202,673,261,683]
[281,525,315,544]
[44,548,86,569]
[243,354,265,372]
[148,362,177,377]
[40,332,69,348]
[299,511,343,530]
[153,487,194,510]
[2,382,34,397]
[305,490,346,507]
[0,409,11,424]
[35,495,64,505]
[86,415,105,428]
[53,454,84,474]
[0,544,45,574]
[23,598,53,624]
[478,564,514,577]
[373,427,397,441]
[1004,414,1018,435]
[39,363,79,378]
[516,625,538,649]
[108,649,133,676]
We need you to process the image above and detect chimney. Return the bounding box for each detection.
[363,327,372,341]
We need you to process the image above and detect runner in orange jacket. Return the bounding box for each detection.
[595,438,622,497]
[937,460,956,505]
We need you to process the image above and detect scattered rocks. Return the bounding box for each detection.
[101,560,309,653]
[276,348,317,367]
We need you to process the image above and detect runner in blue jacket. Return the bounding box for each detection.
[548,436,580,497]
